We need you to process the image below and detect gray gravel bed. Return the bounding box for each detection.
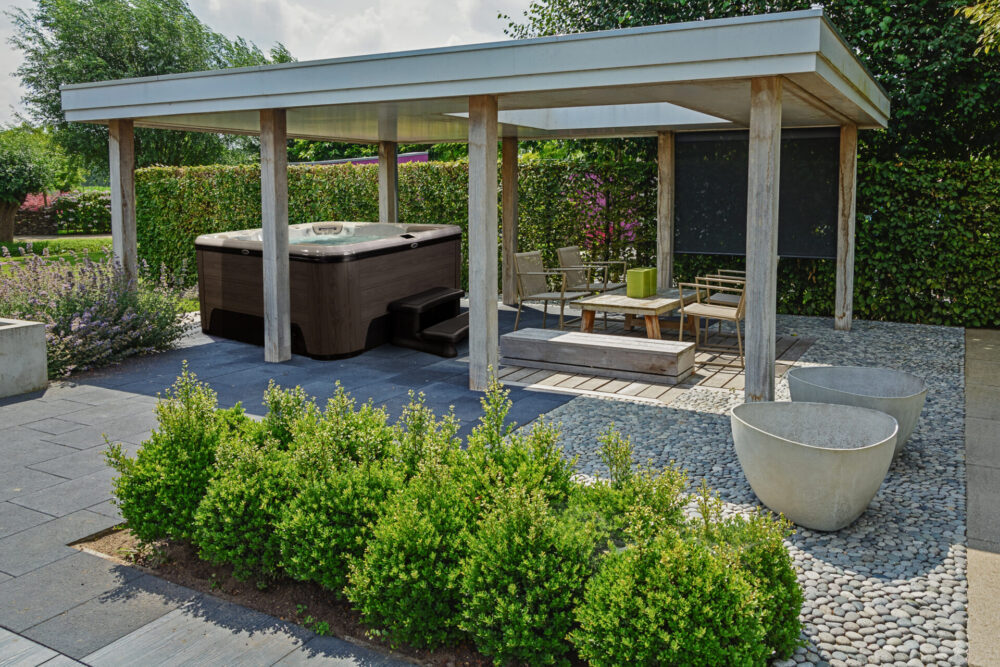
[528,315,967,667]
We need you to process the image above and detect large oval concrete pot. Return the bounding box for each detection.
[731,402,898,532]
[787,366,927,459]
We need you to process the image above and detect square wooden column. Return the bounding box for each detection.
[835,123,858,331]
[744,77,782,403]
[260,109,291,363]
[656,130,675,290]
[467,95,499,391]
[501,135,519,306]
[108,119,137,281]
[378,141,399,223]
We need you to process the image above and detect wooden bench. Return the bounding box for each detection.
[500,328,696,384]
[388,286,468,358]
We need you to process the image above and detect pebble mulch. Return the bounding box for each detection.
[530,315,967,667]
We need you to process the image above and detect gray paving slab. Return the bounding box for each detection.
[0,435,78,469]
[84,500,122,521]
[55,399,158,429]
[0,510,118,576]
[22,575,201,660]
[19,418,87,437]
[0,627,59,666]
[968,359,1000,388]
[0,400,90,428]
[83,595,312,667]
[0,551,143,632]
[967,416,1000,469]
[0,468,67,503]
[968,463,1000,549]
[38,656,84,666]
[0,502,53,539]
[274,634,410,666]
[43,385,146,407]
[966,328,1000,361]
[967,385,1000,420]
[9,468,115,518]
[27,444,118,480]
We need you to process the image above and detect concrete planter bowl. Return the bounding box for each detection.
[786,366,927,459]
[730,402,898,532]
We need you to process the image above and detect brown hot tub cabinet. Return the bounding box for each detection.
[196,221,462,359]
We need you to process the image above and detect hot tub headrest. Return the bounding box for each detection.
[311,222,344,234]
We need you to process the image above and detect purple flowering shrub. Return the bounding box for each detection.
[0,244,189,377]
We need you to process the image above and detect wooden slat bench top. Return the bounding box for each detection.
[500,328,696,385]
[574,288,696,316]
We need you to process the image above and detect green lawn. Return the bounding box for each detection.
[1,237,112,265]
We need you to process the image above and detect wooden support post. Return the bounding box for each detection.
[108,119,137,281]
[260,109,291,363]
[501,135,519,306]
[744,77,782,403]
[467,95,499,391]
[656,130,675,290]
[378,141,399,223]
[835,123,857,331]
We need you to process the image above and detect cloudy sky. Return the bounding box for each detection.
[0,0,535,124]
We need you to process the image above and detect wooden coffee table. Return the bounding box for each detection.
[575,289,697,339]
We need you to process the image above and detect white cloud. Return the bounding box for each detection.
[0,0,534,124]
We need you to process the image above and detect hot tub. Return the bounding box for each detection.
[195,221,462,359]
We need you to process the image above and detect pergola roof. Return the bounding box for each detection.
[60,9,889,143]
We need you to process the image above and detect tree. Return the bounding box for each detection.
[0,128,57,242]
[7,0,294,176]
[959,0,1000,53]
[504,0,1000,160]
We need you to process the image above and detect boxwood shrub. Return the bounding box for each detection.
[107,370,803,665]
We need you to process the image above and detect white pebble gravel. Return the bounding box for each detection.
[527,315,967,667]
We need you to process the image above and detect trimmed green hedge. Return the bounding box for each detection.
[135,159,1000,327]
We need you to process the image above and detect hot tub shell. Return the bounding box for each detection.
[196,221,462,359]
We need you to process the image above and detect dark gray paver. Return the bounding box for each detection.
[82,595,313,666]
[968,384,1000,420]
[0,502,53,539]
[9,468,115,518]
[0,468,67,503]
[51,402,158,431]
[22,575,201,660]
[967,416,1000,469]
[26,445,113,480]
[0,431,77,468]
[0,399,90,428]
[84,500,122,521]
[19,418,87,437]
[968,462,1000,552]
[968,359,1000,388]
[0,551,143,632]
[0,627,59,665]
[0,510,118,576]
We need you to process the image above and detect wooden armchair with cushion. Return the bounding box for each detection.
[676,280,746,367]
[514,250,591,331]
[555,246,626,294]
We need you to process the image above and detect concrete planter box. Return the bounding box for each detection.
[787,366,927,459]
[0,318,48,398]
[731,402,898,532]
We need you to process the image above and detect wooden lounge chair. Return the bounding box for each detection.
[555,246,626,294]
[514,250,590,331]
[677,281,746,367]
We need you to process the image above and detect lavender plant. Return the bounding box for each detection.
[0,244,189,377]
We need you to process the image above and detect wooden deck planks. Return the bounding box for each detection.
[499,333,812,403]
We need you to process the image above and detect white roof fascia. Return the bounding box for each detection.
[61,10,880,126]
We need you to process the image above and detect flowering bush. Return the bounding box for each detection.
[0,245,189,377]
